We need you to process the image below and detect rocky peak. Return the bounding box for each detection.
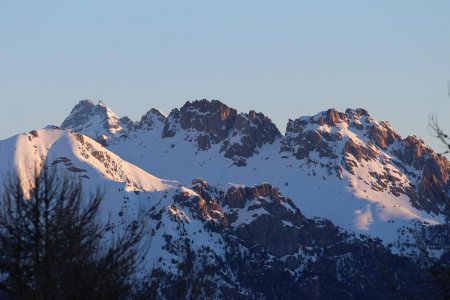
[174,99,238,140]
[137,108,166,130]
[293,108,372,129]
[283,108,400,159]
[163,99,281,165]
[320,108,346,126]
[283,107,450,216]
[61,100,133,144]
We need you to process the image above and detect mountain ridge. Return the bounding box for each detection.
[58,100,449,236]
[0,99,448,298]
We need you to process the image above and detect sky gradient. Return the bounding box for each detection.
[1,1,450,152]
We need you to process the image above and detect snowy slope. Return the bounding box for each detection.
[108,135,440,249]
[0,128,174,192]
[0,128,181,229]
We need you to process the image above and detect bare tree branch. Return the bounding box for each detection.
[429,114,450,154]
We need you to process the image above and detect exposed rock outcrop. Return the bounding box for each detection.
[283,108,450,216]
[149,180,443,299]
[392,136,450,215]
[162,99,281,164]
[60,100,450,217]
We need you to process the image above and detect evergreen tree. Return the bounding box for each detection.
[0,166,146,300]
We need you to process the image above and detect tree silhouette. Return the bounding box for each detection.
[0,166,146,300]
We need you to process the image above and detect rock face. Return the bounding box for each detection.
[61,100,133,144]
[392,136,450,215]
[145,180,443,299]
[162,100,281,165]
[282,108,381,161]
[282,108,450,216]
[219,183,341,257]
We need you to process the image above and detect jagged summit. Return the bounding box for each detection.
[61,99,134,144]
[286,107,411,153]
[163,99,280,136]
[60,99,449,226]
[295,108,371,126]
[283,107,449,216]
[283,107,396,162]
[137,108,166,130]
[161,99,281,164]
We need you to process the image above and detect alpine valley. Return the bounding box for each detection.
[2,99,449,299]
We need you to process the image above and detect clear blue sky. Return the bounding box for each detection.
[1,1,450,152]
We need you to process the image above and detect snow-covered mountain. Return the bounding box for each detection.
[0,99,448,298]
[0,128,173,192]
[0,128,181,228]
[61,99,134,145]
[58,100,449,249]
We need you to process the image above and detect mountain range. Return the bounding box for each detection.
[1,99,449,299]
